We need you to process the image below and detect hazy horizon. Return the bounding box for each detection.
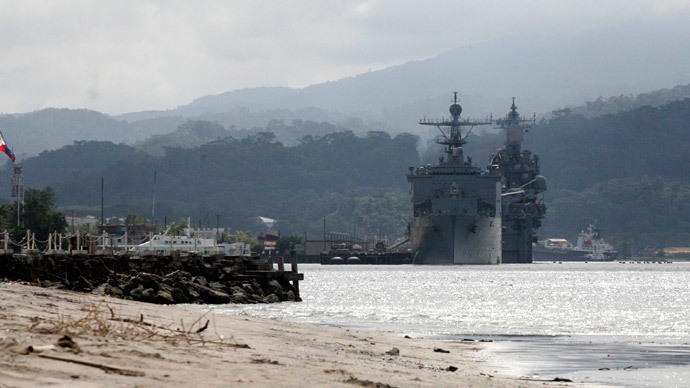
[2,1,690,115]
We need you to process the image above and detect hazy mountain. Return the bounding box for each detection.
[0,109,141,158]
[135,120,234,156]
[4,17,690,159]
[119,17,690,121]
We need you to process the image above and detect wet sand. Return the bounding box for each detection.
[0,283,573,387]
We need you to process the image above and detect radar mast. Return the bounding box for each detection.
[418,92,492,158]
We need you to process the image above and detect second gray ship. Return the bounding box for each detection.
[489,99,547,263]
[407,93,502,264]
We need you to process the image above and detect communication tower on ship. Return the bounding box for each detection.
[489,98,546,263]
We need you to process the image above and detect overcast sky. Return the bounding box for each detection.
[1,0,688,115]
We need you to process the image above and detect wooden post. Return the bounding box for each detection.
[32,232,36,250]
[59,233,63,252]
[124,231,128,254]
[267,254,273,269]
[277,255,285,272]
[48,232,52,251]
[290,250,298,273]
[26,229,30,251]
[290,250,299,297]
[4,230,8,251]
[76,231,81,253]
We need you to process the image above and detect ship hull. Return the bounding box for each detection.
[532,247,616,262]
[410,213,501,265]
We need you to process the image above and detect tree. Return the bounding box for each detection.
[276,235,303,254]
[224,230,263,253]
[0,187,67,242]
[125,213,146,226]
[167,217,188,236]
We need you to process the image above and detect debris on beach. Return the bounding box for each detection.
[345,376,397,388]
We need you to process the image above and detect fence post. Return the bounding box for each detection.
[26,229,30,251]
[277,255,285,272]
[4,230,7,251]
[290,250,299,296]
[48,232,52,251]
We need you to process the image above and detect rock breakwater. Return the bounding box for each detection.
[0,253,302,304]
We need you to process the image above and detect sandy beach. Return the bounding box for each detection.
[0,283,573,387]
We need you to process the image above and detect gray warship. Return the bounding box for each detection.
[407,93,502,264]
[489,99,547,263]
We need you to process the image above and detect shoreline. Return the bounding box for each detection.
[0,283,571,387]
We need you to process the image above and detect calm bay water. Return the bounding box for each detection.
[206,262,690,387]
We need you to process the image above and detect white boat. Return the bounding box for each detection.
[131,234,251,256]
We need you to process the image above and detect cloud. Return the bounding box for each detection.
[0,0,688,114]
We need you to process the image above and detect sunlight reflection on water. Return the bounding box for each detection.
[209,262,690,339]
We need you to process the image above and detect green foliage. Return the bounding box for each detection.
[528,99,690,192]
[125,213,146,226]
[615,241,634,257]
[276,235,303,254]
[569,84,690,118]
[224,230,263,253]
[48,130,419,239]
[0,141,147,196]
[136,120,232,156]
[167,217,188,236]
[0,187,67,241]
[546,176,690,249]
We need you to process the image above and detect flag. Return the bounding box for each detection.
[0,131,16,162]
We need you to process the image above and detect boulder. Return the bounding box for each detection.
[286,290,296,302]
[208,289,231,304]
[264,294,280,303]
[154,290,175,304]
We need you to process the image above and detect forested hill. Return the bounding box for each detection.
[0,141,149,196]
[524,99,690,248]
[527,98,690,192]
[563,83,690,119]
[4,98,690,249]
[51,131,419,238]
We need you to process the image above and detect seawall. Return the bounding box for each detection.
[0,253,302,305]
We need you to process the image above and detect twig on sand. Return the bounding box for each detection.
[30,303,250,349]
[37,354,145,377]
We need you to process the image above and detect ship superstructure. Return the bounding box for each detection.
[489,99,546,263]
[407,93,502,264]
[533,224,617,261]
